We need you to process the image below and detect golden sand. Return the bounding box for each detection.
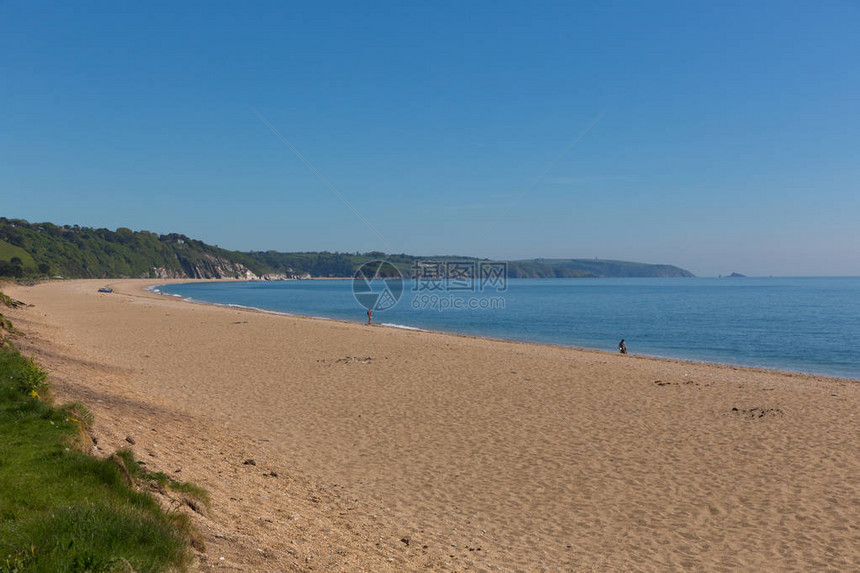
[5,279,858,571]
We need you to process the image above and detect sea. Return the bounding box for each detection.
[153,277,860,380]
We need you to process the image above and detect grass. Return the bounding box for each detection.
[0,240,34,268]
[0,340,198,572]
[113,449,210,509]
[0,293,22,309]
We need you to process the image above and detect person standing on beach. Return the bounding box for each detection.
[367,308,372,325]
[618,339,627,354]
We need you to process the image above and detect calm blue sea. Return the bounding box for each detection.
[155,277,860,379]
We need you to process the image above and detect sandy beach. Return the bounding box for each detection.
[4,279,858,572]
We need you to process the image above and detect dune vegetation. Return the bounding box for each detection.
[0,293,204,572]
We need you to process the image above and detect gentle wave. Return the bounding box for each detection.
[380,323,423,331]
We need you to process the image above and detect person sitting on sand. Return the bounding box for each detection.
[618,339,627,354]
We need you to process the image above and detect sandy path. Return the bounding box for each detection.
[5,279,858,572]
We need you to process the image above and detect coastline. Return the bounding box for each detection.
[4,279,859,571]
[149,279,859,384]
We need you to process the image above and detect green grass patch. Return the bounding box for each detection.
[59,402,95,428]
[113,448,210,510]
[0,293,24,309]
[167,480,210,506]
[0,240,34,268]
[0,346,194,572]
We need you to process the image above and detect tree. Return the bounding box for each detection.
[0,261,23,277]
[10,257,22,265]
[38,262,50,274]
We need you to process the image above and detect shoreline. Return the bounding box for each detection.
[147,278,860,384]
[5,278,859,571]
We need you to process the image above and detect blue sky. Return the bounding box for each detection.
[1,1,858,276]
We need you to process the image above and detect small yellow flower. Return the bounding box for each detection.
[29,390,39,399]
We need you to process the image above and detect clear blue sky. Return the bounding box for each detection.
[2,1,858,276]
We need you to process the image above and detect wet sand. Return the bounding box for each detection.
[5,279,858,571]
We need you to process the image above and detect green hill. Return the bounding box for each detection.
[510,258,695,278]
[0,238,35,268]
[0,218,267,279]
[0,217,695,279]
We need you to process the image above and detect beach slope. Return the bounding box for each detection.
[5,279,858,571]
